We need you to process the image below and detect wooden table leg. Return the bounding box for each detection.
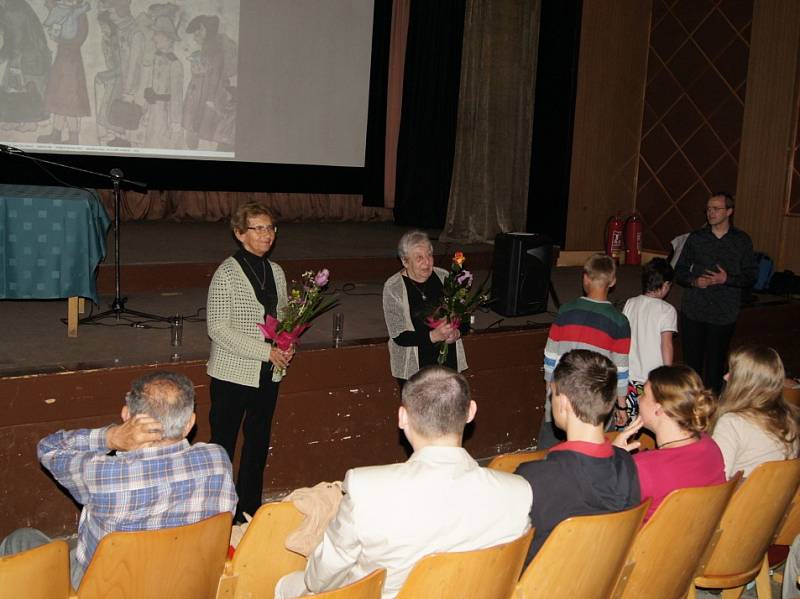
[68,297,78,337]
[78,297,86,315]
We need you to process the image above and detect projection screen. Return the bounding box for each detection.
[0,0,374,167]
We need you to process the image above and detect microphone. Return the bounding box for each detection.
[0,144,23,154]
[109,167,147,190]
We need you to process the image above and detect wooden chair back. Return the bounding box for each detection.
[486,450,548,473]
[488,434,655,474]
[514,500,649,599]
[313,569,386,599]
[604,430,657,451]
[783,385,800,407]
[694,459,800,590]
[611,476,740,599]
[774,485,800,546]
[76,512,231,599]
[220,501,307,599]
[395,528,533,599]
[0,539,70,599]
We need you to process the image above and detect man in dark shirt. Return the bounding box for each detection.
[516,349,640,566]
[675,193,756,393]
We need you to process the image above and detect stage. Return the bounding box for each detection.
[1,221,799,537]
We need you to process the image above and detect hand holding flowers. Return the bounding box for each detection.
[426,251,488,365]
[257,268,337,381]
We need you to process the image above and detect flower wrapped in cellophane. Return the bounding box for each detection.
[257,268,337,381]
[425,252,489,365]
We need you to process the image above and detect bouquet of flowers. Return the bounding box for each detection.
[426,251,489,365]
[257,268,338,381]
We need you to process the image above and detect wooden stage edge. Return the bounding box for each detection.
[2,299,799,538]
[93,249,665,294]
[95,252,495,294]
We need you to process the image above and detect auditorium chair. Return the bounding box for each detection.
[487,431,656,475]
[513,500,650,599]
[784,384,800,407]
[312,569,386,598]
[73,512,231,599]
[610,475,740,599]
[765,484,800,588]
[216,501,306,599]
[0,539,70,599]
[486,449,548,473]
[394,528,533,599]
[688,459,800,598]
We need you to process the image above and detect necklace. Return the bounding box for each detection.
[243,256,267,290]
[658,433,698,449]
[405,274,428,301]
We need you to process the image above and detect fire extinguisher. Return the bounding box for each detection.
[625,213,643,266]
[605,213,625,263]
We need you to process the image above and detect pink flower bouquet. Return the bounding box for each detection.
[426,252,488,365]
[257,268,337,380]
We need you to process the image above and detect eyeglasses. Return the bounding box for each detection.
[247,225,278,234]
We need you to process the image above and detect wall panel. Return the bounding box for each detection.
[636,0,754,252]
[565,0,652,249]
[736,0,800,270]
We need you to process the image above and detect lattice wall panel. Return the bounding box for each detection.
[636,0,753,251]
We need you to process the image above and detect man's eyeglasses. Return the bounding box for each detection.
[247,225,278,234]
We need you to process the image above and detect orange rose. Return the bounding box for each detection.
[453,251,465,266]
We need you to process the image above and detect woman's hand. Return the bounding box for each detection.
[269,346,294,370]
[429,321,455,343]
[612,416,644,453]
[614,400,630,427]
[445,328,461,345]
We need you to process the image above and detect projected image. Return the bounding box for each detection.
[0,0,239,158]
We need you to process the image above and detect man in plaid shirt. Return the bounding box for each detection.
[0,371,237,590]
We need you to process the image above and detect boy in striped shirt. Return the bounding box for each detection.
[538,254,631,448]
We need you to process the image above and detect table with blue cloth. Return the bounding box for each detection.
[0,184,111,336]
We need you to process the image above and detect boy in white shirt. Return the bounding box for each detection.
[620,258,677,427]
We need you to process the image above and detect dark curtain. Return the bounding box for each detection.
[526,0,583,247]
[441,0,541,244]
[393,0,466,228]
[362,0,394,207]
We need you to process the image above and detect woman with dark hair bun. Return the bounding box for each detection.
[614,364,726,520]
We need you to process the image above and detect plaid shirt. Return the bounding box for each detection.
[38,426,237,588]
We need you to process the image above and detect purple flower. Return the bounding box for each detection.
[456,270,473,286]
[314,268,330,287]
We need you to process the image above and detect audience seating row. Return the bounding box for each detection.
[492,453,800,599]
[1,457,798,599]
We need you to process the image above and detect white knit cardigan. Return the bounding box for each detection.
[382,266,467,379]
[207,256,289,388]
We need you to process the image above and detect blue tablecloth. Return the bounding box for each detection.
[0,185,110,303]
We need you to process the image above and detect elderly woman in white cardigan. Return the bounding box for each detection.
[382,230,467,386]
[206,202,294,522]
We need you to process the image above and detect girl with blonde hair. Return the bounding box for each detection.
[615,364,726,520]
[712,346,799,477]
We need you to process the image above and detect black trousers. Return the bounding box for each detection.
[680,313,736,395]
[209,364,279,520]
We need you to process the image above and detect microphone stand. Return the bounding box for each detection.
[1,146,169,324]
